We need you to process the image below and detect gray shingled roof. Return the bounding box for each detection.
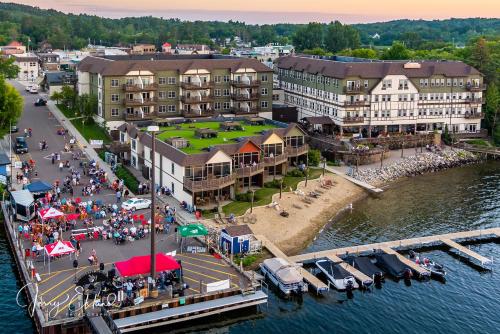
[78,55,273,76]
[223,224,253,237]
[276,56,481,79]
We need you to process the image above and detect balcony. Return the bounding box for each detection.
[123,83,158,92]
[124,112,156,121]
[180,95,213,104]
[464,112,483,119]
[231,93,261,101]
[231,80,261,88]
[343,86,368,94]
[466,97,485,104]
[343,116,365,124]
[123,97,157,107]
[180,81,214,90]
[285,144,309,157]
[466,84,486,92]
[344,100,369,107]
[183,174,236,192]
[181,109,215,118]
[232,107,261,115]
[263,154,288,167]
[235,163,265,177]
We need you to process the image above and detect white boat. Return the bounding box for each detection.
[316,259,359,291]
[260,258,307,295]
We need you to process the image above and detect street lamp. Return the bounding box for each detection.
[250,189,256,213]
[147,125,160,279]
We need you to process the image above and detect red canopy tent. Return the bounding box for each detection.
[115,254,180,277]
[38,207,64,220]
[43,240,76,273]
[66,213,80,220]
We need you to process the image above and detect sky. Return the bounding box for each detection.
[7,0,500,24]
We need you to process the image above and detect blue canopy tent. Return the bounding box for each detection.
[26,181,52,199]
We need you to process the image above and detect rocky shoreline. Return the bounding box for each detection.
[351,149,479,185]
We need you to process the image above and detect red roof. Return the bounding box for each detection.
[8,41,23,47]
[115,253,180,277]
[162,42,171,47]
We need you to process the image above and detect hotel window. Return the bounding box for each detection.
[142,106,150,114]
[223,75,230,82]
[447,78,452,86]
[168,91,176,99]
[167,77,176,85]
[158,77,167,85]
[168,105,176,112]
[453,79,458,86]
[430,79,435,87]
[111,94,119,102]
[459,79,464,87]
[111,79,119,87]
[223,102,230,109]
[158,91,166,99]
[126,78,134,85]
[261,88,268,96]
[440,79,445,86]
[158,105,167,113]
[223,89,230,96]
[364,80,369,88]
[214,102,221,110]
[214,75,222,83]
[261,74,268,82]
[131,139,136,150]
[214,89,221,97]
[111,108,119,116]
[261,101,268,109]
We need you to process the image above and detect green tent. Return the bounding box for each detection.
[178,224,208,238]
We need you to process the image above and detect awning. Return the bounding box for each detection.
[115,254,180,277]
[44,240,76,257]
[26,181,52,193]
[10,190,34,207]
[38,207,64,220]
[178,224,208,238]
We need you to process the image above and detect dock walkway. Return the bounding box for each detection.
[255,235,329,293]
[440,238,492,265]
[326,255,374,287]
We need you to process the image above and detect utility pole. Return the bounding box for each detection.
[147,126,159,279]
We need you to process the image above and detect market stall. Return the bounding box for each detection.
[44,240,76,273]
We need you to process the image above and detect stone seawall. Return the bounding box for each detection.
[351,149,478,185]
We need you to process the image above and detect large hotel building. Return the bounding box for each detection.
[77,54,273,129]
[276,56,485,137]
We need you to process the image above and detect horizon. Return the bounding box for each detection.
[4,1,500,24]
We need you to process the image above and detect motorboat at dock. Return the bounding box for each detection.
[374,253,413,279]
[409,250,447,280]
[260,258,308,295]
[344,255,385,285]
[315,259,359,291]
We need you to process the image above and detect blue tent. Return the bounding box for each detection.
[26,181,52,193]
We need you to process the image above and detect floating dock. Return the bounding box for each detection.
[380,247,430,278]
[326,255,374,287]
[440,238,492,266]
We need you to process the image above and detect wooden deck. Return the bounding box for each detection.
[255,235,329,293]
[289,227,499,269]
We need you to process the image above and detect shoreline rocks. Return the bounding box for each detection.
[351,149,479,185]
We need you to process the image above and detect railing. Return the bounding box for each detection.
[123,97,157,106]
[235,162,265,177]
[232,107,261,114]
[466,97,485,104]
[231,80,261,88]
[181,109,215,118]
[231,93,261,101]
[342,116,365,124]
[184,174,236,192]
[343,86,368,94]
[285,144,309,157]
[344,100,369,107]
[180,81,214,90]
[466,84,486,92]
[464,112,483,119]
[123,83,158,91]
[124,112,156,121]
[263,154,288,166]
[181,95,213,104]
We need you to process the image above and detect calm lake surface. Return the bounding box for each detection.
[2,161,499,334]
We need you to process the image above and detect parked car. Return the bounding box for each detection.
[29,84,39,94]
[121,198,152,211]
[15,136,28,154]
[34,98,47,106]
[10,124,19,133]
[25,84,32,92]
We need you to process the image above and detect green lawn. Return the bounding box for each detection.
[55,105,111,144]
[465,139,491,147]
[218,168,324,217]
[156,121,277,154]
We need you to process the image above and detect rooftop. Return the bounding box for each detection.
[155,121,278,154]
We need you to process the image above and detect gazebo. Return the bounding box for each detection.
[44,240,76,273]
[220,121,242,131]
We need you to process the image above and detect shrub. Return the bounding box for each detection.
[287,169,305,177]
[115,165,139,193]
[308,149,321,166]
[264,179,281,188]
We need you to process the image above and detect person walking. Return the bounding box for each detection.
[51,153,55,165]
[59,161,64,172]
[116,190,122,204]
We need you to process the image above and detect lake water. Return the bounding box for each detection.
[2,161,499,334]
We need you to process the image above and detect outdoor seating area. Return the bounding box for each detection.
[195,128,218,139]
[220,121,243,131]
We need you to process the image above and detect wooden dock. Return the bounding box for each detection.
[326,255,374,287]
[255,235,329,293]
[440,238,492,266]
[289,227,500,269]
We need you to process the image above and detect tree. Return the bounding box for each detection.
[468,37,497,84]
[493,124,500,146]
[0,75,23,136]
[50,91,63,105]
[400,32,423,49]
[77,94,98,122]
[484,82,499,135]
[308,149,321,166]
[381,41,411,60]
[302,48,331,56]
[348,48,378,59]
[0,55,19,79]
[60,85,76,109]
[292,23,324,51]
[324,21,361,53]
